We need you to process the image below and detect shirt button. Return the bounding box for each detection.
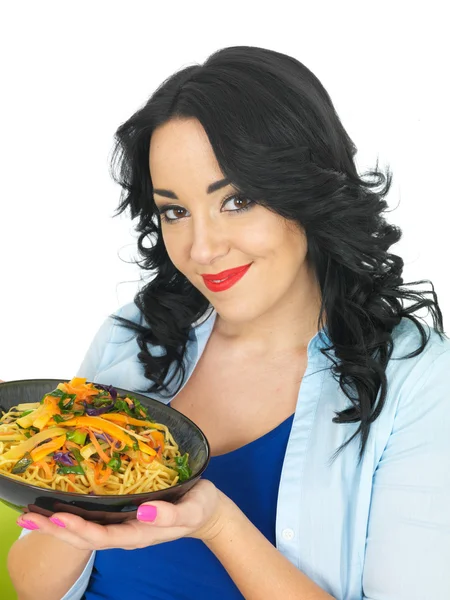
[282,528,295,541]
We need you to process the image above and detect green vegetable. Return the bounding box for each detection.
[11,452,33,474]
[57,393,76,412]
[19,409,34,418]
[92,394,112,406]
[40,388,66,403]
[53,414,75,424]
[56,465,85,475]
[174,454,192,482]
[19,425,41,437]
[69,448,86,475]
[39,388,77,411]
[113,398,134,417]
[107,456,122,472]
[132,398,150,420]
[67,430,87,445]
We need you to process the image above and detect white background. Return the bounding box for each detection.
[0,1,448,381]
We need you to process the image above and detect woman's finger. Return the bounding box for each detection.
[136,479,220,532]
[16,513,97,550]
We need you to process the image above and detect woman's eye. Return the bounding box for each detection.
[160,206,189,222]
[222,195,252,212]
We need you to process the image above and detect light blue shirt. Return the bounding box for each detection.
[20,303,450,599]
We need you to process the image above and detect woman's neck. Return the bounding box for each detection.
[213,278,323,356]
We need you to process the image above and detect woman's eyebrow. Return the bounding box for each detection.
[153,177,230,199]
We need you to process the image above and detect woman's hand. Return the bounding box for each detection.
[16,479,226,550]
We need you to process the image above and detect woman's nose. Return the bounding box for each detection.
[189,219,229,265]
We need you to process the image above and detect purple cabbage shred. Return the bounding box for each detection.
[95,384,118,400]
[53,452,75,466]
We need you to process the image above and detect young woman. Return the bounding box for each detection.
[7,46,450,600]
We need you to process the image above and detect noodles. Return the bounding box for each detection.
[0,378,192,495]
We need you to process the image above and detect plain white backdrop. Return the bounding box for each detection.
[0,1,448,381]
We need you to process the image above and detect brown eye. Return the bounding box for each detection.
[222,195,253,212]
[159,206,190,223]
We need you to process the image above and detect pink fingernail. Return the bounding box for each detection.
[49,517,66,528]
[137,505,157,522]
[17,518,39,530]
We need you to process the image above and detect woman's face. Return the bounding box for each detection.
[149,118,319,325]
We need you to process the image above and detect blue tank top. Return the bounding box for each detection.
[84,412,294,600]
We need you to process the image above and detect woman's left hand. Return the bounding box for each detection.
[17,479,225,550]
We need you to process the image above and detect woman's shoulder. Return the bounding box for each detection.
[385,317,450,420]
[390,316,450,361]
[111,301,145,328]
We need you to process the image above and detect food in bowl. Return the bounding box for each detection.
[0,377,192,495]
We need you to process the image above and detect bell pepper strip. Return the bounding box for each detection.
[15,402,40,412]
[138,440,157,457]
[33,411,56,431]
[54,416,133,443]
[0,432,27,442]
[100,413,157,428]
[54,416,157,456]
[149,430,165,451]
[15,404,47,429]
[2,427,67,460]
[30,434,66,463]
[30,396,62,430]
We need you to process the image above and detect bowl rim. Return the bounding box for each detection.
[0,378,211,500]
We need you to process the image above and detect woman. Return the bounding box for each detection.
[7,46,450,600]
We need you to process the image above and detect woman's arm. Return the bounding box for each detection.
[8,531,94,600]
[204,493,334,600]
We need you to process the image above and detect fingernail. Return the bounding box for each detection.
[17,518,39,530]
[49,517,66,528]
[137,504,157,522]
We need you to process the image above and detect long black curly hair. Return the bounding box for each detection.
[110,45,445,457]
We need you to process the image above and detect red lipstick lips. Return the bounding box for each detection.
[201,263,252,292]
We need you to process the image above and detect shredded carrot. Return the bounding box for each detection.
[94,462,112,485]
[88,430,111,464]
[67,473,76,492]
[65,440,81,451]
[35,460,53,479]
[139,451,155,466]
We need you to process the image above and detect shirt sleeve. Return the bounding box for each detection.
[16,529,96,600]
[75,314,117,381]
[362,349,450,600]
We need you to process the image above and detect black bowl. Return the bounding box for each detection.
[0,379,210,524]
